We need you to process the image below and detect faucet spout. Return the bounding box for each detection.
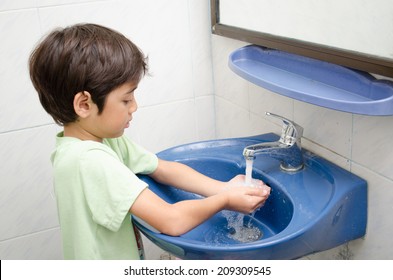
[243,141,285,160]
[243,112,304,172]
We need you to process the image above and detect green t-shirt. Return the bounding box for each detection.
[50,132,158,259]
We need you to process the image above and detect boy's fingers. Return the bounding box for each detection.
[246,186,271,196]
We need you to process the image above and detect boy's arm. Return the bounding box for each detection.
[130,184,267,236]
[130,159,270,236]
[148,159,258,197]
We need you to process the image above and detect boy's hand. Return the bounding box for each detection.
[222,175,271,214]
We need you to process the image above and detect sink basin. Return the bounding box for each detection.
[134,133,367,259]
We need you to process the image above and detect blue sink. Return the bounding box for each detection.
[134,133,367,259]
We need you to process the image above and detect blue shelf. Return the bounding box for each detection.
[229,45,393,115]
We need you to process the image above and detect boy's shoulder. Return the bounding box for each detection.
[52,132,120,162]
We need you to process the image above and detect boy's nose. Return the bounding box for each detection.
[130,100,138,113]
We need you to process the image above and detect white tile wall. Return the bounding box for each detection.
[0,228,63,260]
[126,99,198,153]
[349,163,393,259]
[0,9,52,133]
[249,83,293,121]
[352,114,393,178]
[212,37,249,110]
[0,0,36,11]
[0,125,62,259]
[294,101,353,159]
[0,125,58,240]
[195,96,216,141]
[0,0,215,259]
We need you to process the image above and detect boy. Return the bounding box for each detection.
[29,23,270,259]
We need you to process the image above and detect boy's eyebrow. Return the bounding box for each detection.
[124,86,138,95]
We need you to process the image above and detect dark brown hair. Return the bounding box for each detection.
[29,23,148,125]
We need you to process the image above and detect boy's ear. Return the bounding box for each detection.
[73,91,94,118]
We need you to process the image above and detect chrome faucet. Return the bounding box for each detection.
[243,112,304,172]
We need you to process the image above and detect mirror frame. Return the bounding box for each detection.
[211,0,393,78]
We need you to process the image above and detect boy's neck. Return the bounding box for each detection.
[63,123,102,142]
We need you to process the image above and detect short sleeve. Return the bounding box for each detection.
[79,148,147,232]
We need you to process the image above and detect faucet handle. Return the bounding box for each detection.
[266,112,303,145]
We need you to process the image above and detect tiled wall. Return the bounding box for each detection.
[0,0,214,259]
[211,35,393,259]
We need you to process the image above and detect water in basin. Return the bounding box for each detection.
[203,212,264,245]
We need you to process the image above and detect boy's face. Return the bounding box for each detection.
[90,81,138,140]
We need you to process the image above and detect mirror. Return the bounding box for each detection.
[211,0,393,78]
